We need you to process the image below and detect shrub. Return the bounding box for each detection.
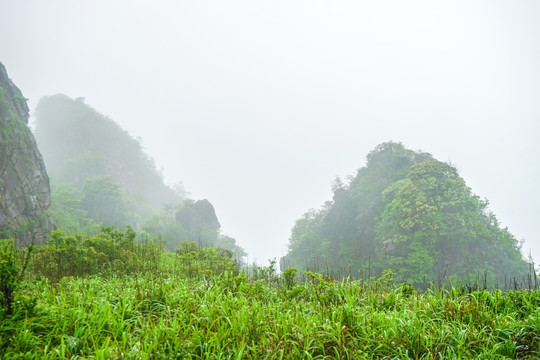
[0,239,33,316]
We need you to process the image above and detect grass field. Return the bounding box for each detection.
[2,268,539,359]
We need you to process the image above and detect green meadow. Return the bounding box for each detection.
[1,231,539,359]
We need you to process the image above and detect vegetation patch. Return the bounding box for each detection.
[1,232,539,359]
[283,142,530,289]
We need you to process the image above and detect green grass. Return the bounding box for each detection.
[2,271,539,359]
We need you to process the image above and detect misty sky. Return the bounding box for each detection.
[1,0,539,265]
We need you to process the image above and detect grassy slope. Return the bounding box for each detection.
[2,272,539,359]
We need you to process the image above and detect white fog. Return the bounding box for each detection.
[1,0,539,265]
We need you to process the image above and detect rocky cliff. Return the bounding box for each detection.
[176,199,221,232]
[0,63,52,247]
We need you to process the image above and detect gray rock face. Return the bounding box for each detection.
[0,63,52,247]
[176,199,221,231]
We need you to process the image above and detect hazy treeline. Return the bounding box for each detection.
[282,142,531,288]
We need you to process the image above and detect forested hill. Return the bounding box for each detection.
[32,94,246,260]
[282,142,530,287]
[34,94,180,215]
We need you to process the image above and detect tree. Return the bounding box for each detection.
[281,203,331,272]
[215,234,247,266]
[81,176,130,227]
[141,205,186,251]
[49,181,99,235]
[0,240,33,316]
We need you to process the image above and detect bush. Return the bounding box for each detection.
[32,226,154,281]
[0,239,33,316]
[175,241,239,279]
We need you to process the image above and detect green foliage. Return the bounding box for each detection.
[280,267,298,289]
[32,227,157,281]
[48,181,99,235]
[141,204,247,264]
[377,159,528,286]
[81,175,134,226]
[0,239,33,316]
[215,234,247,266]
[5,274,540,358]
[280,204,335,278]
[12,95,28,104]
[251,258,280,285]
[30,227,240,284]
[283,142,530,288]
[1,240,540,359]
[175,241,239,279]
[141,204,186,251]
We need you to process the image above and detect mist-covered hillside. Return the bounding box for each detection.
[33,94,245,260]
[282,142,530,287]
[35,94,181,214]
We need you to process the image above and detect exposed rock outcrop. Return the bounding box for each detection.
[0,63,52,247]
[176,199,221,232]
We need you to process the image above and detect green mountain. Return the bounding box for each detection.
[282,142,529,287]
[35,94,181,221]
[33,94,245,260]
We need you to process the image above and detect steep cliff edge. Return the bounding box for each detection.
[0,63,52,247]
